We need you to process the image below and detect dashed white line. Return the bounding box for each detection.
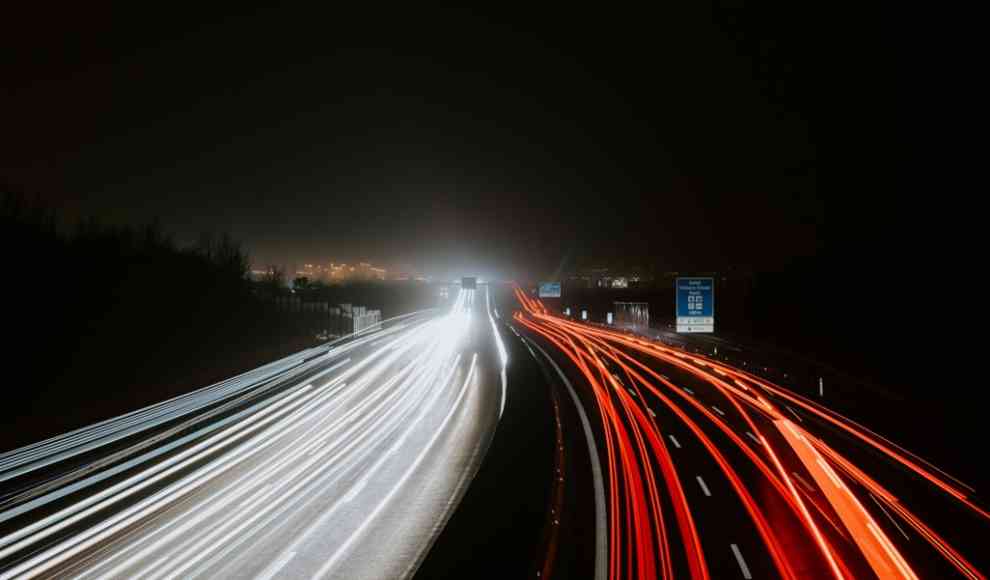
[647,408,656,418]
[711,405,726,416]
[683,387,694,396]
[730,544,752,579]
[696,475,711,496]
[745,431,760,445]
[668,435,681,449]
[791,471,815,493]
[786,405,803,422]
[869,493,911,541]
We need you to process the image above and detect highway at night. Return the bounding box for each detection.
[507,285,989,580]
[1,281,986,579]
[0,287,504,579]
[3,6,963,578]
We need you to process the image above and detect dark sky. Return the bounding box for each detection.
[2,5,896,279]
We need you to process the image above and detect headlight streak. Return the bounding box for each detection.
[0,309,434,483]
[0,359,353,525]
[0,318,421,487]
[1,325,431,560]
[0,383,324,576]
[0,292,492,579]
[134,342,465,580]
[143,307,471,580]
[310,353,479,578]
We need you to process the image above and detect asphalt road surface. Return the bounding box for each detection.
[0,286,504,579]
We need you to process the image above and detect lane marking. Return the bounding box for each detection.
[745,431,760,445]
[486,285,509,419]
[711,405,726,416]
[668,435,681,449]
[696,475,711,497]
[526,339,608,580]
[869,493,911,542]
[647,408,656,418]
[683,387,695,396]
[730,544,752,579]
[791,471,815,493]
[786,405,803,422]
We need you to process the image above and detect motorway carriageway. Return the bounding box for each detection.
[510,285,988,580]
[0,286,505,579]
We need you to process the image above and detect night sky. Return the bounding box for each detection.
[3,5,897,279]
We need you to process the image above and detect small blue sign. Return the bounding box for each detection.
[538,282,561,298]
[676,277,714,332]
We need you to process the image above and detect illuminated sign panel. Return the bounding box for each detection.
[676,277,714,333]
[538,282,561,298]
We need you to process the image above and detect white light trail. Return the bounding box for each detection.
[0,291,491,580]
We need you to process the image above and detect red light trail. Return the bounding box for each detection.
[511,285,986,580]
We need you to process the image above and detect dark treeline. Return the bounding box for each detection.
[2,192,273,450]
[0,192,431,452]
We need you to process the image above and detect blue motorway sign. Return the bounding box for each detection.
[676,277,714,332]
[538,282,561,298]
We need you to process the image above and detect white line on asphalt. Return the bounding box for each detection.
[683,387,694,395]
[486,285,508,419]
[745,431,760,444]
[791,471,815,493]
[786,405,803,422]
[869,493,911,541]
[696,476,711,496]
[668,435,681,449]
[711,405,726,416]
[526,339,607,580]
[730,544,752,579]
[647,408,656,418]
